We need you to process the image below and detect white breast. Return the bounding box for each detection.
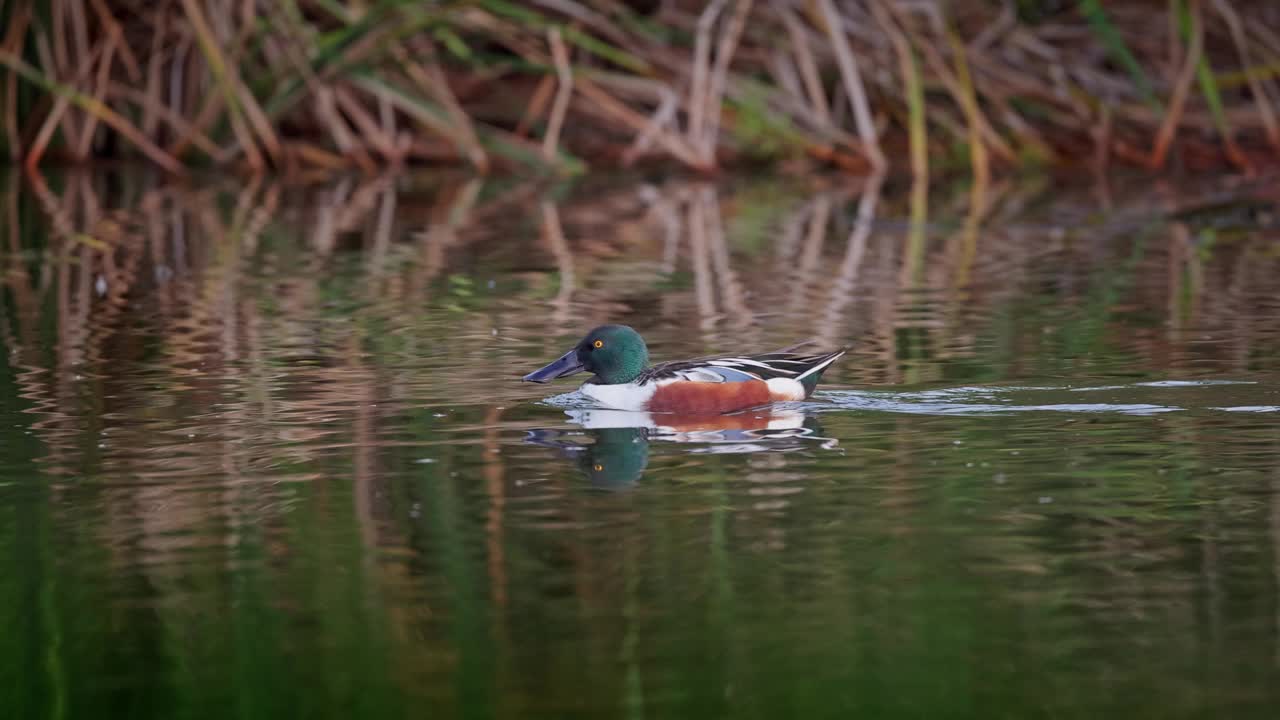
[766,377,806,401]
[580,381,657,411]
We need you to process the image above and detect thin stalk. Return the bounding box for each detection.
[912,18,1016,162]
[313,84,375,173]
[140,7,165,137]
[391,42,489,172]
[2,2,29,159]
[50,0,79,143]
[1080,0,1160,109]
[24,32,109,165]
[1195,76,1249,170]
[687,0,728,163]
[33,27,82,159]
[107,83,224,158]
[542,27,573,164]
[781,7,831,126]
[1150,0,1202,170]
[333,86,396,158]
[1212,0,1280,150]
[620,77,682,165]
[74,31,116,159]
[816,0,885,172]
[515,75,556,137]
[944,26,991,186]
[1176,0,1250,170]
[901,40,928,186]
[87,0,140,81]
[351,72,473,164]
[0,48,185,173]
[179,0,266,169]
[28,95,71,168]
[575,75,703,167]
[702,0,753,165]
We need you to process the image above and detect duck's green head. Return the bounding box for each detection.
[522,324,649,385]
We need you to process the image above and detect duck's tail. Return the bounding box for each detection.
[795,348,847,397]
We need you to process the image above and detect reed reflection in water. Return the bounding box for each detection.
[1,168,1279,718]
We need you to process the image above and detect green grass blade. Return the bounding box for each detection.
[1080,0,1160,109]
[1195,56,1231,139]
[477,0,651,74]
[1174,0,1234,146]
[349,72,455,135]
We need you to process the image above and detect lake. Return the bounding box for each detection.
[1,168,1279,718]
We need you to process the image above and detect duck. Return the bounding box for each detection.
[521,325,846,414]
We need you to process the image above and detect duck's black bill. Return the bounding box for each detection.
[522,349,585,383]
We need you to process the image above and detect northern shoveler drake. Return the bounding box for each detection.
[521,325,846,414]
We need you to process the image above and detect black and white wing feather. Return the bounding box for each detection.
[637,346,846,385]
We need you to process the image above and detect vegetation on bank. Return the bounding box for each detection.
[0,0,1278,177]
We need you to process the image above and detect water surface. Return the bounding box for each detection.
[1,170,1279,718]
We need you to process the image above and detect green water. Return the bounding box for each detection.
[1,171,1279,718]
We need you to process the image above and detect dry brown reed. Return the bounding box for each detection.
[0,0,1279,177]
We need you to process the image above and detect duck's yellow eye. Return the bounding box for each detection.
[593,464,604,472]
[593,339,604,348]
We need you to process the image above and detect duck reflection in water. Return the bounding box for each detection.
[526,407,838,489]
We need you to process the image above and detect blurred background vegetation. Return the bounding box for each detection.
[3,7,1280,716]
[3,164,1280,718]
[0,0,1278,177]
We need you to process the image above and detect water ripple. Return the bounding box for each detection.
[820,379,1279,416]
